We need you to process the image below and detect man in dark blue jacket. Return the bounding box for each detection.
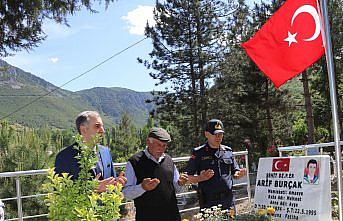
[55,111,125,192]
[186,119,246,210]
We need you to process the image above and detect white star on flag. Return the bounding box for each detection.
[284,31,298,47]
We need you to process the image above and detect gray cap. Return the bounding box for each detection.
[148,127,171,142]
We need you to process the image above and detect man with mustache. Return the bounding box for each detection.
[123,127,188,221]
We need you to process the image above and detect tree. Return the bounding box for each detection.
[0,0,114,56]
[311,0,343,140]
[210,0,296,154]
[104,113,141,162]
[0,122,74,219]
[139,0,235,145]
[207,0,253,146]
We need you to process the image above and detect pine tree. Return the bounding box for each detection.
[211,0,294,153]
[107,113,141,162]
[311,0,343,140]
[139,0,235,145]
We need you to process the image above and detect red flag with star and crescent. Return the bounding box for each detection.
[241,0,324,88]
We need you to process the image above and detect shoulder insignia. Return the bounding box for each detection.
[194,144,206,151]
[221,145,232,151]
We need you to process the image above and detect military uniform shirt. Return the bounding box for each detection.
[186,143,240,194]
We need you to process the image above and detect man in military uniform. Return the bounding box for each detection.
[186,119,247,210]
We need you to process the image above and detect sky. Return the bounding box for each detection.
[3,0,257,93]
[4,0,159,92]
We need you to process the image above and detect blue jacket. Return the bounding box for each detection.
[54,143,115,180]
[186,143,240,194]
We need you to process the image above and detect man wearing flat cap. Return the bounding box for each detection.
[186,119,247,210]
[123,127,188,221]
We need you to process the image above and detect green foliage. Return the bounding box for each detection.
[104,113,143,162]
[0,121,65,172]
[204,0,293,154]
[42,135,123,221]
[315,126,330,143]
[0,121,74,219]
[332,192,339,219]
[286,150,305,156]
[308,0,342,140]
[292,118,308,145]
[76,87,154,126]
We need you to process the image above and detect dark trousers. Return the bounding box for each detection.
[199,190,235,210]
[135,206,181,221]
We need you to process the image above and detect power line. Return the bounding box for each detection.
[0,36,148,121]
[0,94,50,97]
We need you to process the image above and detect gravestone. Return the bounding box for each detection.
[254,156,331,221]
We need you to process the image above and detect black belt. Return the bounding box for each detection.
[203,191,231,201]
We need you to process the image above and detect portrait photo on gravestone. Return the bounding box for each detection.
[303,159,320,185]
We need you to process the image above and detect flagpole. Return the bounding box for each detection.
[319,0,343,220]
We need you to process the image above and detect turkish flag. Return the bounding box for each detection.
[242,0,324,88]
[272,158,290,172]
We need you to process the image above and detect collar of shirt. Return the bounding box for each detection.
[144,148,165,163]
[205,142,225,150]
[212,144,227,158]
[204,142,223,151]
[92,145,97,153]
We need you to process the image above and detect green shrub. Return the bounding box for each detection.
[332,192,339,219]
[42,135,123,221]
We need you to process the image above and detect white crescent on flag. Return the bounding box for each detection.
[291,5,321,41]
[274,160,284,170]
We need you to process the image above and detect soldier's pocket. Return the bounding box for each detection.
[204,160,215,171]
[220,157,233,174]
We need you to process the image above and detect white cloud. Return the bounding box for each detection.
[121,5,155,35]
[49,57,59,63]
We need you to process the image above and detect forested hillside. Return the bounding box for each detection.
[0,59,154,128]
[77,87,154,126]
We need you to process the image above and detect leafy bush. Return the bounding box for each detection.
[332,192,339,219]
[42,135,123,221]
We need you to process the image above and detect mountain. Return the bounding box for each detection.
[0,59,154,128]
[76,87,154,126]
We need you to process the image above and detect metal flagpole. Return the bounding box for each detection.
[319,0,343,220]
